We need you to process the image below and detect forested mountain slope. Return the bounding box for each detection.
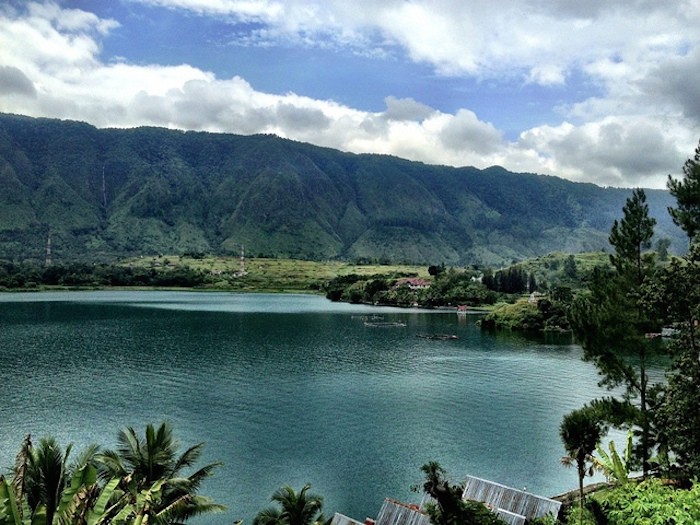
[0,113,684,265]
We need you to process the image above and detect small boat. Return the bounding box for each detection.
[364,321,407,327]
[352,315,385,321]
[417,334,459,340]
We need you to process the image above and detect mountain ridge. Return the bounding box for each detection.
[0,113,684,265]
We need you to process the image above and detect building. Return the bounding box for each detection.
[394,278,431,290]
[332,476,561,525]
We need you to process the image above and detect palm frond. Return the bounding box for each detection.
[253,506,283,525]
[156,493,225,523]
[182,462,221,493]
[11,434,32,512]
[171,444,204,475]
[116,427,142,468]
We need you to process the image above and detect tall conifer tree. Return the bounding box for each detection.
[668,139,700,244]
[651,142,700,477]
[570,189,659,476]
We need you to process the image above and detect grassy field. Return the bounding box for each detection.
[121,255,429,293]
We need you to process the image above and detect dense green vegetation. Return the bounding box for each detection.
[253,484,326,525]
[554,140,700,524]
[0,422,223,525]
[0,113,685,266]
[0,256,429,293]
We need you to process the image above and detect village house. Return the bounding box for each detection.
[394,278,431,290]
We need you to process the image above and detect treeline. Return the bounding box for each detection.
[0,261,210,289]
[324,268,498,307]
[481,266,535,294]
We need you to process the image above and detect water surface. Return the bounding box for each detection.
[0,291,608,523]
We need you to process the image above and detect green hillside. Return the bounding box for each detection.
[0,113,685,265]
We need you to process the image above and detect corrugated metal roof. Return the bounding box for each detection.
[374,499,431,525]
[330,512,365,525]
[493,507,526,525]
[462,475,562,521]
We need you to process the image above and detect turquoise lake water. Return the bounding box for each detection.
[0,291,611,523]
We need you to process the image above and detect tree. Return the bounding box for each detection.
[600,478,700,524]
[8,435,102,525]
[608,188,656,285]
[563,255,577,279]
[655,237,671,262]
[0,460,122,525]
[668,139,700,244]
[650,244,700,477]
[97,422,225,524]
[417,462,505,525]
[569,189,660,477]
[253,484,324,525]
[428,264,445,277]
[528,271,537,293]
[560,408,604,512]
[592,431,633,486]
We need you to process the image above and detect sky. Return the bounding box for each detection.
[0,0,699,189]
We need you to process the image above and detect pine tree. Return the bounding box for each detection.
[570,189,660,476]
[651,245,700,477]
[668,139,700,244]
[609,188,656,285]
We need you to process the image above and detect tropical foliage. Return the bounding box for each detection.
[417,462,505,525]
[253,484,325,525]
[97,422,224,523]
[0,424,223,525]
[604,479,700,525]
[560,408,604,510]
[592,432,633,486]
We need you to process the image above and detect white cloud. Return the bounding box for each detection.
[0,1,698,189]
[134,0,698,84]
[136,0,285,20]
[517,118,693,188]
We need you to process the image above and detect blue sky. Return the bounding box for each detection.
[1,0,699,188]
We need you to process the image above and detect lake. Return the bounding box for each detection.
[0,291,610,523]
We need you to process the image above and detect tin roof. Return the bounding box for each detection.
[374,499,431,525]
[462,475,562,522]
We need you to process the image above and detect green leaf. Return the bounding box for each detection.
[86,478,122,525]
[0,476,24,525]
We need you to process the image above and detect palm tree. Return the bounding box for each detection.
[253,484,324,525]
[420,461,453,500]
[560,408,604,511]
[10,435,100,524]
[1,435,117,525]
[97,422,224,524]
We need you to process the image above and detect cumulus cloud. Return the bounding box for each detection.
[638,47,700,124]
[134,0,698,85]
[517,118,690,187]
[382,96,435,122]
[0,1,698,188]
[0,65,36,96]
[439,110,503,154]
